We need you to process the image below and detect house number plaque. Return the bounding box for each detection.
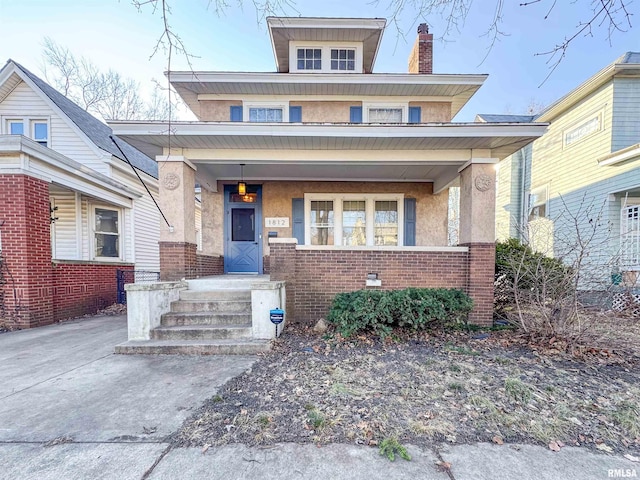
[265,217,289,228]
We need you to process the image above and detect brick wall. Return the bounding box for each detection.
[464,243,495,326]
[52,262,133,321]
[196,253,224,277]
[270,242,480,324]
[0,174,53,328]
[159,242,198,280]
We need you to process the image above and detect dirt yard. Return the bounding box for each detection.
[173,320,640,457]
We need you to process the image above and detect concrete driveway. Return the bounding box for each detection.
[1,315,637,480]
[0,315,255,479]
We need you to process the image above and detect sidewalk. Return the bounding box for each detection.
[0,315,636,480]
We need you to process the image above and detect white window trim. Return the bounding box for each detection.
[362,102,408,123]
[2,116,50,146]
[243,101,289,123]
[621,198,640,271]
[90,203,124,262]
[31,119,50,147]
[289,41,363,74]
[528,185,549,220]
[562,108,604,149]
[304,193,404,247]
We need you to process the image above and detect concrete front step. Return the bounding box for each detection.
[161,312,251,327]
[115,339,271,355]
[179,289,251,302]
[170,300,251,314]
[151,324,253,341]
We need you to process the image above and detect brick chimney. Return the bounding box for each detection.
[408,23,433,74]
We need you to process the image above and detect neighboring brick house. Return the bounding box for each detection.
[111,17,547,326]
[0,59,163,328]
[489,52,640,291]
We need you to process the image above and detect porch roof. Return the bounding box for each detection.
[109,120,546,194]
[109,121,547,160]
[167,72,487,118]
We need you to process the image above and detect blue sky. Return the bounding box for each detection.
[1,0,638,121]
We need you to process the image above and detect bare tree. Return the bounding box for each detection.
[41,37,177,121]
[378,0,633,76]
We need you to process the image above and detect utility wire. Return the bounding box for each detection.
[109,135,172,228]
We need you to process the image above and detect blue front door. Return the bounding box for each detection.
[224,185,262,273]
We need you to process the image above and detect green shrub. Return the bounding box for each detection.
[495,239,571,314]
[326,288,473,337]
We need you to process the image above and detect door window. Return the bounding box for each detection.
[231,208,255,242]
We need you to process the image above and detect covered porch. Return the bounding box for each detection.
[111,120,547,327]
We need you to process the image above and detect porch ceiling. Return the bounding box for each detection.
[109,121,547,162]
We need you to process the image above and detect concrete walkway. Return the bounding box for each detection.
[0,316,637,480]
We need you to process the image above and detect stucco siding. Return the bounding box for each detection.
[409,102,452,122]
[612,77,640,152]
[260,181,448,253]
[198,100,241,122]
[290,101,354,123]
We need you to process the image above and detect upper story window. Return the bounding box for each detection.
[249,107,283,123]
[331,48,355,71]
[362,104,407,123]
[4,117,49,147]
[289,42,362,73]
[297,48,322,70]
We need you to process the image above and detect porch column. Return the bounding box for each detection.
[157,155,197,281]
[199,188,224,276]
[459,162,497,326]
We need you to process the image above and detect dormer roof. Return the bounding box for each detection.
[267,17,386,73]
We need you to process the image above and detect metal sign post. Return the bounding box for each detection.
[269,308,284,337]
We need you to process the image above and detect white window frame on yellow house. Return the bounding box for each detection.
[621,198,640,271]
[289,41,363,74]
[91,203,124,261]
[528,185,549,221]
[304,193,404,247]
[562,108,604,149]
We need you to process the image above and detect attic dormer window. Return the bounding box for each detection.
[297,48,322,70]
[331,49,355,71]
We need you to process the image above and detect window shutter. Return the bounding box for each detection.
[404,198,416,246]
[230,106,243,122]
[350,106,362,123]
[409,106,421,124]
[292,198,305,244]
[289,106,302,123]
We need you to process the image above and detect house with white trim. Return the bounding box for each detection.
[491,52,640,291]
[109,17,547,353]
[0,60,165,328]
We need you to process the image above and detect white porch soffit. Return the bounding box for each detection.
[110,121,547,160]
[168,72,487,119]
[110,121,546,193]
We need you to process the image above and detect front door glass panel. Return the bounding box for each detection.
[232,208,255,242]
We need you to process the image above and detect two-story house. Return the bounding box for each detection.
[491,52,640,293]
[111,17,547,336]
[0,60,164,328]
